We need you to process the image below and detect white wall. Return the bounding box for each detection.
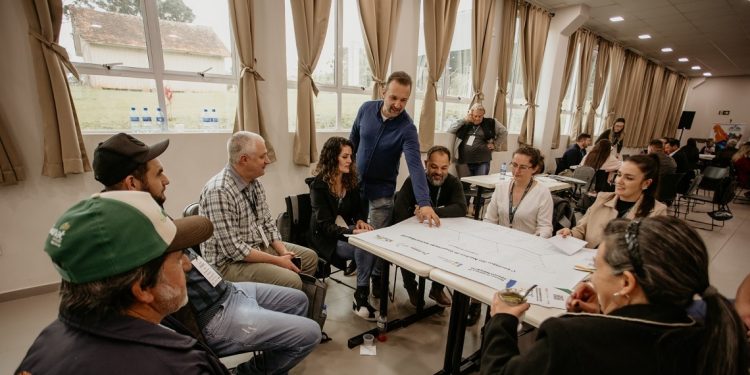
[681,76,750,141]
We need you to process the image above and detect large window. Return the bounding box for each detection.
[60,0,237,132]
[504,20,525,134]
[414,0,473,131]
[560,44,609,137]
[285,0,372,132]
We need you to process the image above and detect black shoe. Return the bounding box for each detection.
[405,286,420,307]
[344,260,357,276]
[352,289,378,321]
[466,302,482,327]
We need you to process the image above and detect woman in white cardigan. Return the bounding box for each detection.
[484,146,553,238]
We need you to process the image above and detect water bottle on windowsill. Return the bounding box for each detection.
[129,107,140,131]
[500,162,508,179]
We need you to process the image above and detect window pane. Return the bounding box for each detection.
[158,0,233,76]
[442,101,469,131]
[342,2,372,89]
[414,98,424,126]
[508,105,525,133]
[62,1,150,68]
[444,0,472,99]
[70,74,157,132]
[342,93,370,130]
[287,88,297,132]
[162,80,236,132]
[285,4,297,81]
[314,5,336,86]
[313,91,338,130]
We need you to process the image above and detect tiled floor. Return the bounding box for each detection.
[2,200,748,375]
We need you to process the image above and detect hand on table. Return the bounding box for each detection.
[557,228,572,238]
[416,206,441,227]
[355,220,374,231]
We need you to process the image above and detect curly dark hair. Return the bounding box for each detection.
[314,137,359,195]
[513,146,545,174]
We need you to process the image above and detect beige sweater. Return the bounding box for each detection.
[571,192,667,248]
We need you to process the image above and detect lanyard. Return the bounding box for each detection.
[508,179,533,225]
[430,186,442,207]
[244,186,259,218]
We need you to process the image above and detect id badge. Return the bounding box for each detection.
[191,256,223,287]
[466,135,475,146]
[259,229,270,248]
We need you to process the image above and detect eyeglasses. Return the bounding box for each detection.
[510,162,533,171]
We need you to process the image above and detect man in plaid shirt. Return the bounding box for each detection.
[200,131,318,289]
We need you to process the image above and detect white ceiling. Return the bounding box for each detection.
[534,0,750,77]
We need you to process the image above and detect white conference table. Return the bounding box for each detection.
[460,174,572,220]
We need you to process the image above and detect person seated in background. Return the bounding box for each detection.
[683,138,700,171]
[647,138,676,177]
[393,145,467,308]
[715,138,740,168]
[481,216,748,375]
[93,133,321,374]
[580,139,622,194]
[555,133,591,174]
[16,192,229,375]
[665,138,689,174]
[732,142,750,192]
[200,131,318,289]
[700,139,715,155]
[485,146,554,238]
[596,117,625,155]
[448,102,508,180]
[308,137,378,321]
[559,155,667,248]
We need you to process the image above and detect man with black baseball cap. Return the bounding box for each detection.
[90,133,321,375]
[93,133,170,205]
[16,191,229,374]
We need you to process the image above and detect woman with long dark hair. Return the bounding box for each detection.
[596,117,626,154]
[483,216,748,375]
[308,137,378,320]
[581,139,622,194]
[559,154,666,248]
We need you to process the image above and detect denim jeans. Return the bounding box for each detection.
[366,196,394,278]
[202,282,321,375]
[465,161,491,206]
[336,240,375,288]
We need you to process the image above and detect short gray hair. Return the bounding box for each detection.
[469,103,486,114]
[228,131,264,164]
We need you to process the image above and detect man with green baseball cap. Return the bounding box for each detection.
[16,191,229,374]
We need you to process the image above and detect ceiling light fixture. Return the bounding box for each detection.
[661,47,673,52]
[638,34,651,39]
[678,57,689,62]
[703,72,712,77]
[609,16,624,22]
[691,66,701,70]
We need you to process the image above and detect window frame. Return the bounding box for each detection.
[68,0,240,133]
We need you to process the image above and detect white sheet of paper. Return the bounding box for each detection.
[547,235,588,255]
[359,346,377,356]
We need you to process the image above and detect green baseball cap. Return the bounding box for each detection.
[44,191,213,284]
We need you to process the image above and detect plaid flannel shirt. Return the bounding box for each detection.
[199,166,282,268]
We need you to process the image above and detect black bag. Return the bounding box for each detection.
[299,273,331,342]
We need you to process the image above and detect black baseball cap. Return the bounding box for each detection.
[93,133,169,186]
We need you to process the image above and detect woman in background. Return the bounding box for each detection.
[596,117,626,154]
[559,154,666,248]
[482,216,748,375]
[581,139,622,194]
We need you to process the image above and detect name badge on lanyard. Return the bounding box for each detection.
[466,135,476,146]
[191,256,223,287]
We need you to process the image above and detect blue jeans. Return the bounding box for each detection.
[336,240,375,288]
[366,196,394,278]
[202,282,321,375]
[467,161,490,176]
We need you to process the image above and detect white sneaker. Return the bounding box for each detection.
[352,298,379,321]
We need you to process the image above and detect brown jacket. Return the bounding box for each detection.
[571,192,667,248]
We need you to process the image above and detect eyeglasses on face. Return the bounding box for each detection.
[510,162,533,171]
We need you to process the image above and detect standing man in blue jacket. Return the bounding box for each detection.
[349,71,440,306]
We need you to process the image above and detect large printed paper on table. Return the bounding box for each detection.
[352,217,594,308]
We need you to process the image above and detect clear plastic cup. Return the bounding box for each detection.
[363,333,375,347]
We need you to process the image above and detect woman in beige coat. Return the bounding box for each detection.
[559,155,666,248]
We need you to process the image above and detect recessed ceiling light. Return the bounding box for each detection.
[691,66,701,70]
[661,47,673,53]
[609,16,624,22]
[638,34,651,39]
[703,72,712,77]
[678,57,689,62]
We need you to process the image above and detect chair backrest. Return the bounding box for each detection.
[591,169,615,193]
[284,193,313,248]
[552,196,576,233]
[572,166,596,193]
[656,173,685,205]
[703,166,729,180]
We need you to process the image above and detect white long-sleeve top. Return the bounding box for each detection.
[483,179,554,238]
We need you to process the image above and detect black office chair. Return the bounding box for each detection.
[656,172,685,209]
[680,170,735,230]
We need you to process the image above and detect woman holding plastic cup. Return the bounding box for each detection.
[481,216,747,375]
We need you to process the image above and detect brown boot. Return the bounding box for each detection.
[428,286,452,307]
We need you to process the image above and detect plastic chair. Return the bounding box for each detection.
[656,172,685,208]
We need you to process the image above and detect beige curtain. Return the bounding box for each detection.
[603,43,626,129]
[418,0,460,151]
[633,64,664,146]
[551,33,577,149]
[358,0,401,99]
[664,75,689,138]
[492,0,518,149]
[0,108,25,185]
[647,69,676,142]
[584,38,611,135]
[470,0,496,105]
[517,3,551,146]
[291,0,333,166]
[230,0,276,162]
[24,0,89,177]
[571,30,596,139]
